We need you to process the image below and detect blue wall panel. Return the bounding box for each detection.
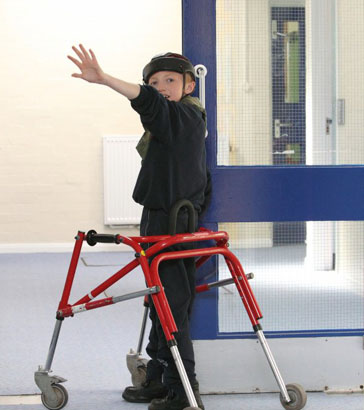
[206,166,364,222]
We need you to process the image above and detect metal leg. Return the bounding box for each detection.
[44,319,63,372]
[126,305,149,387]
[35,319,68,409]
[255,329,291,403]
[137,305,149,354]
[170,345,198,408]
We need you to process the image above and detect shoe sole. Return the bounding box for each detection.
[122,392,154,403]
[122,391,169,404]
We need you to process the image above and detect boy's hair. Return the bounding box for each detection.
[143,52,196,84]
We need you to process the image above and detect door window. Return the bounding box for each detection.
[215,0,364,338]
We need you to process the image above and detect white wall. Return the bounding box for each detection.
[305,0,336,270]
[0,0,182,249]
[216,0,272,246]
[216,0,271,167]
[336,0,364,165]
[335,0,364,281]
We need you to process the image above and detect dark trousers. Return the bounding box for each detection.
[140,207,197,396]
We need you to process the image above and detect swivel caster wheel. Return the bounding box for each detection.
[280,383,307,410]
[41,383,68,410]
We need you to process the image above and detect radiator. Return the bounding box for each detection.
[103,135,143,226]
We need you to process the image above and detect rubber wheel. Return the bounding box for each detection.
[41,384,69,410]
[279,383,307,410]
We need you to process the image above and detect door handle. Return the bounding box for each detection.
[195,64,208,138]
[195,64,207,109]
[274,119,293,138]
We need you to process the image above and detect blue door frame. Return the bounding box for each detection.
[182,0,364,339]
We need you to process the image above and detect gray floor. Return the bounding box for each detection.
[0,252,363,410]
[219,245,364,333]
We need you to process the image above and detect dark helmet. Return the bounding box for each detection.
[142,52,195,84]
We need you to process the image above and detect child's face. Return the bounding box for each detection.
[148,71,195,102]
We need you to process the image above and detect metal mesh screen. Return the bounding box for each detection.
[216,0,364,336]
[216,0,364,167]
[218,221,364,334]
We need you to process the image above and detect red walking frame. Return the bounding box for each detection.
[34,226,307,410]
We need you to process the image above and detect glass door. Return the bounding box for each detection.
[183,0,364,394]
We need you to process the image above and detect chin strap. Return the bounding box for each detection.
[181,72,187,98]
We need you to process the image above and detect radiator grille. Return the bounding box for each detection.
[103,135,143,226]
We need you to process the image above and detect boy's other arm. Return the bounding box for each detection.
[68,44,140,100]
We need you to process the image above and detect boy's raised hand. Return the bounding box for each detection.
[68,44,105,84]
[68,44,140,99]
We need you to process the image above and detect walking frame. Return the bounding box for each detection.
[35,200,307,410]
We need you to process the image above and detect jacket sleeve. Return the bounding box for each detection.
[130,85,203,144]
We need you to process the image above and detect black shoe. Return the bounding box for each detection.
[148,389,205,410]
[122,380,168,403]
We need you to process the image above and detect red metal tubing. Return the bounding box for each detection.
[74,235,147,306]
[126,238,173,339]
[195,283,210,293]
[82,297,114,311]
[152,276,178,339]
[131,234,171,244]
[59,297,114,318]
[147,246,230,337]
[150,246,262,327]
[58,229,261,339]
[224,253,263,321]
[151,292,176,342]
[58,232,85,310]
[58,306,73,318]
[135,248,173,339]
[74,258,140,306]
[75,230,228,304]
[150,248,220,338]
[132,230,229,255]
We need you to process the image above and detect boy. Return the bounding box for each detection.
[68,45,209,410]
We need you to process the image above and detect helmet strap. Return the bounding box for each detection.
[182,72,187,98]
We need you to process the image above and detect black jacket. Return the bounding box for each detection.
[131,85,209,213]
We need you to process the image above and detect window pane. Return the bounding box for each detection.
[216,0,364,166]
[218,221,364,335]
[284,21,300,103]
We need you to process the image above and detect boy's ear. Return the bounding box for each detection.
[184,80,196,95]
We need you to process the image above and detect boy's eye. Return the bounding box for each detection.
[150,81,158,86]
[167,78,174,83]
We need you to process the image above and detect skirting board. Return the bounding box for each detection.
[0,242,134,254]
[193,336,364,394]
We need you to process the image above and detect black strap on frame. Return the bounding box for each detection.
[168,199,196,235]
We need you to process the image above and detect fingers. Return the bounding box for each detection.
[70,44,93,62]
[68,44,100,81]
[88,48,98,64]
[79,44,91,61]
[71,45,85,62]
[67,54,82,70]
